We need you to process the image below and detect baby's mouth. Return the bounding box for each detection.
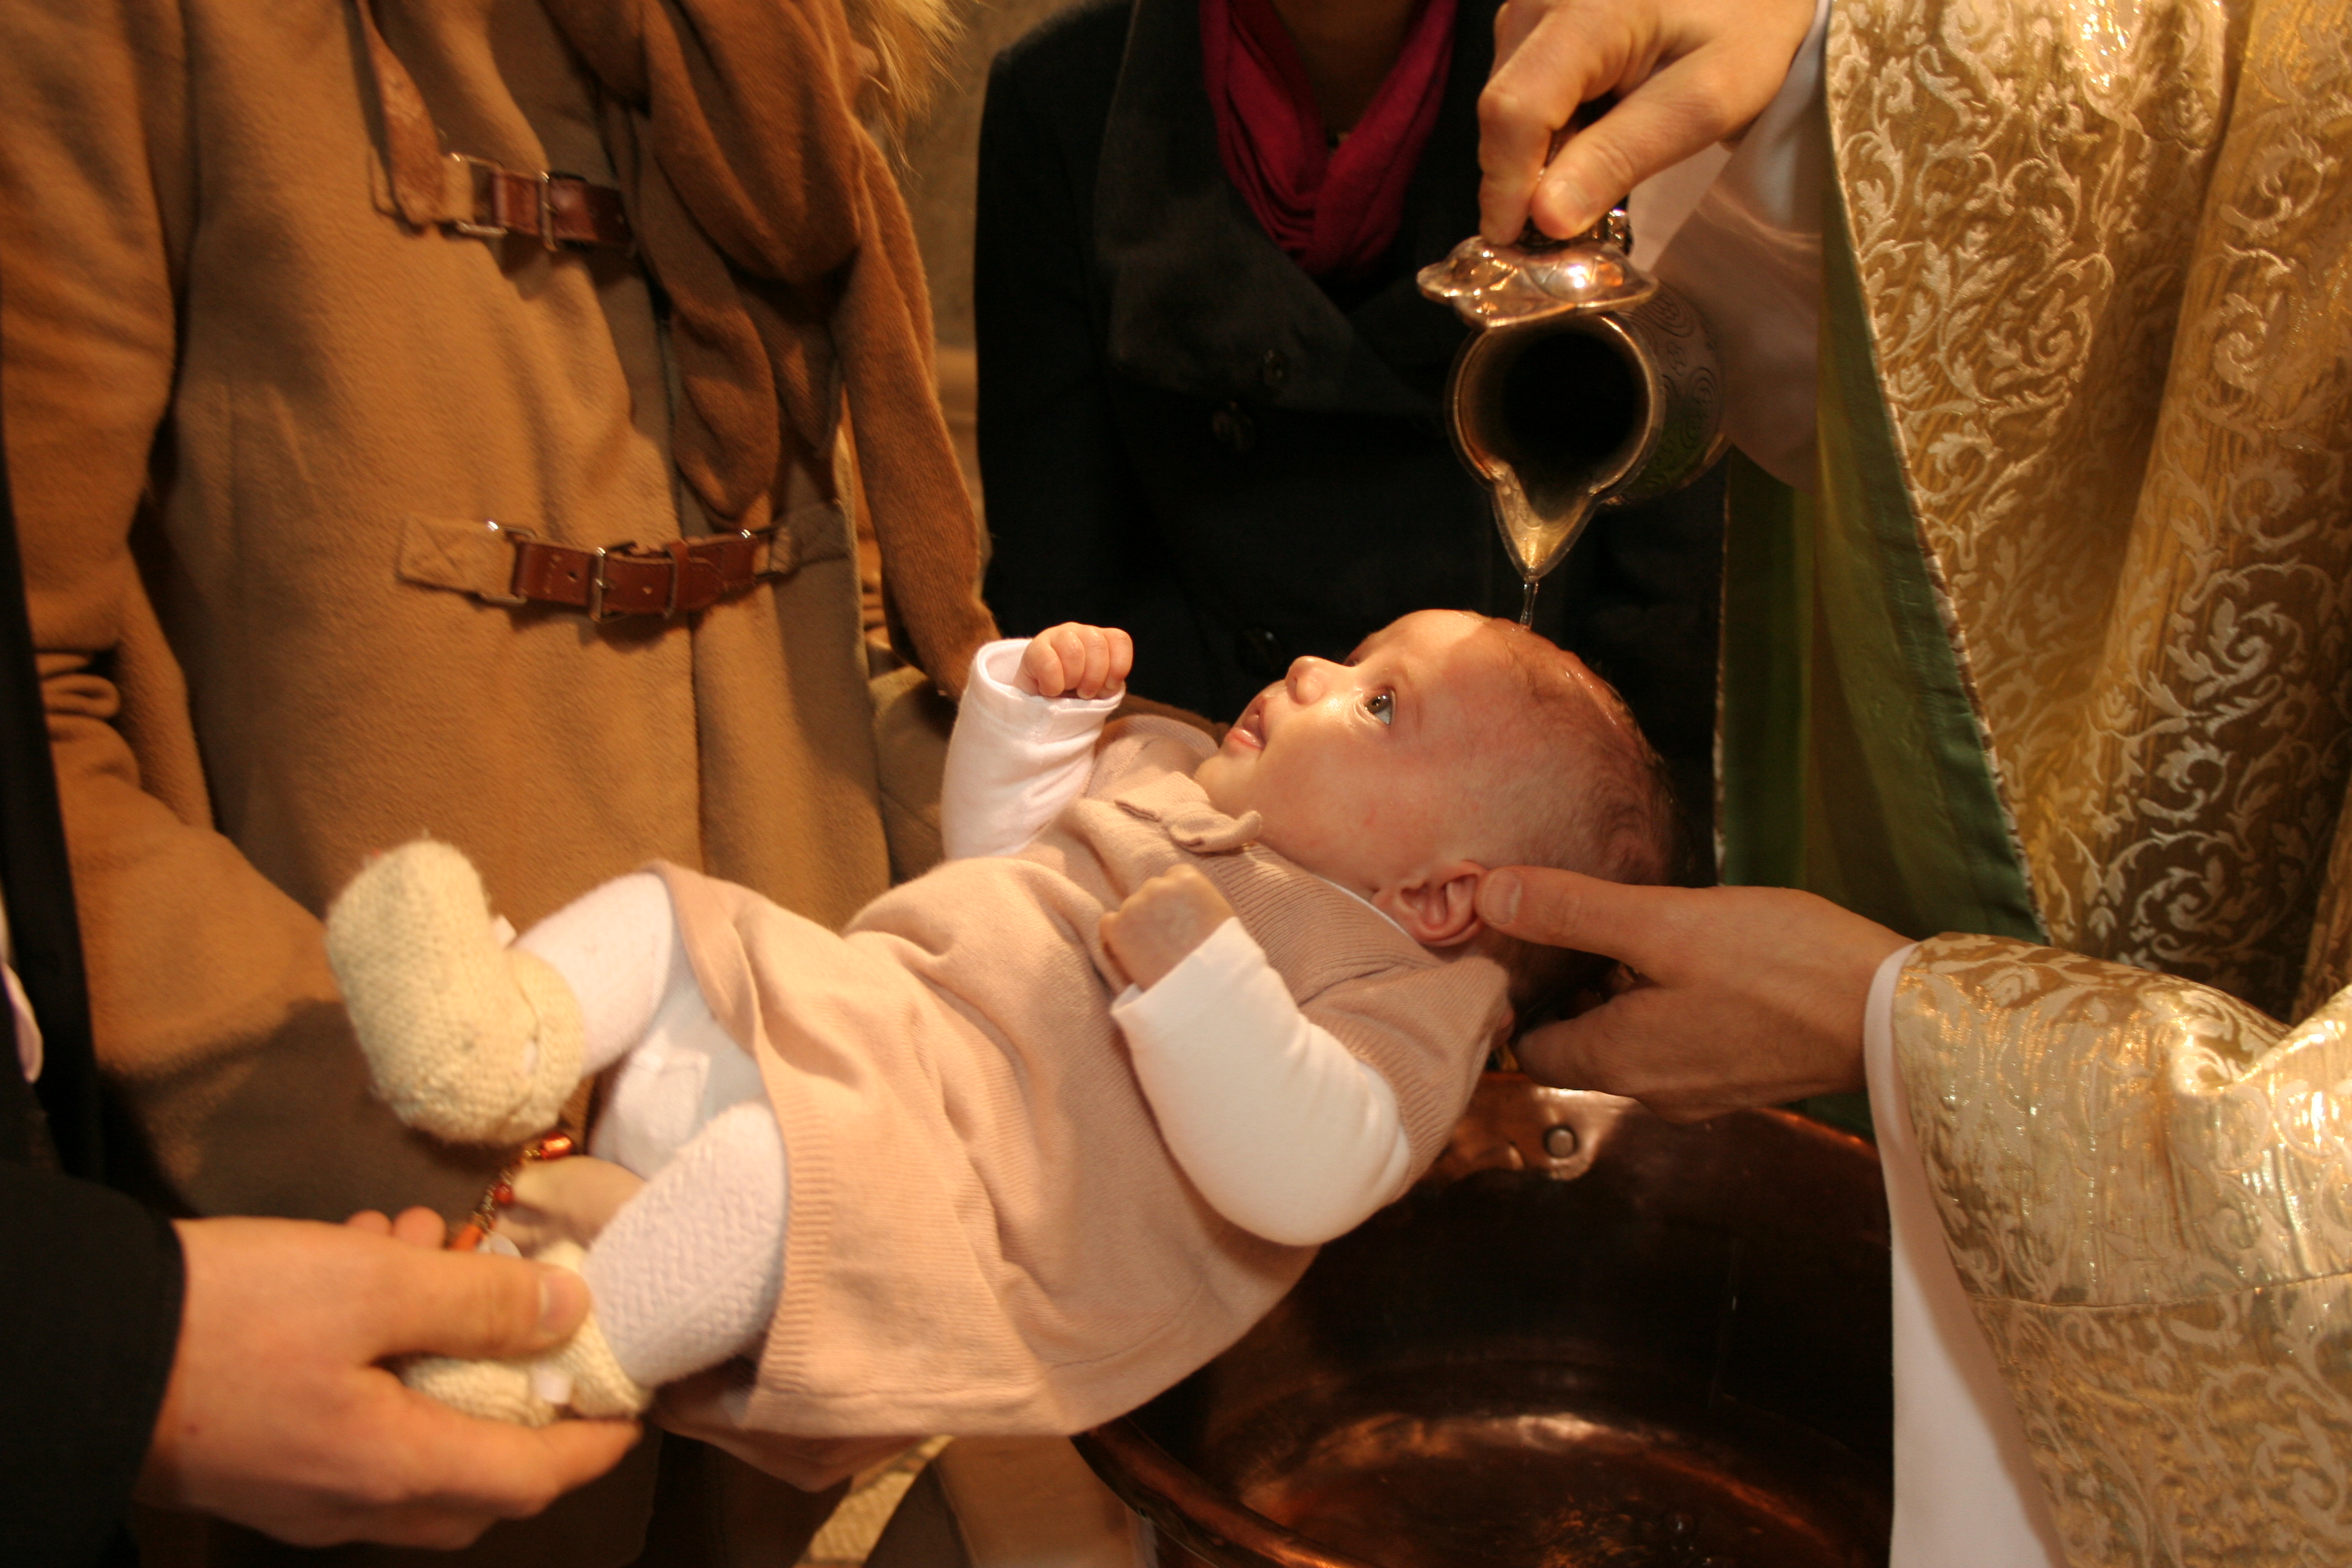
[1228,696,1267,751]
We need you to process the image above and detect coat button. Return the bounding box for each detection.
[1211,402,1256,455]
[1259,348,1289,390]
[1237,625,1286,675]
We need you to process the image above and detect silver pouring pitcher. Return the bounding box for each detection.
[1418,210,1727,618]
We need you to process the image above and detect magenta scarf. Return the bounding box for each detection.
[1200,0,1456,279]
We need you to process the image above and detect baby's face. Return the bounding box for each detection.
[1195,610,1541,900]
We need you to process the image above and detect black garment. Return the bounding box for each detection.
[974,0,1724,827]
[0,1156,185,1567]
[0,385,185,1567]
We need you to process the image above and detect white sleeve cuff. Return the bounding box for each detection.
[1861,941,1918,1099]
[941,639,1124,861]
[960,639,1127,744]
[1866,943,2068,1568]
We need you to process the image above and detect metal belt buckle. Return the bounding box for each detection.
[585,543,636,623]
[448,154,507,241]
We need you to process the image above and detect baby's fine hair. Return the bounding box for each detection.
[1455,617,1682,1019]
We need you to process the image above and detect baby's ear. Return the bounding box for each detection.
[1375,862,1486,947]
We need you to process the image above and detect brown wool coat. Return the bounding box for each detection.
[663,718,1509,1437]
[0,0,985,1233]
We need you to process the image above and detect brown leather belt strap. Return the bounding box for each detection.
[394,508,851,619]
[498,529,766,620]
[446,155,634,252]
[354,0,632,252]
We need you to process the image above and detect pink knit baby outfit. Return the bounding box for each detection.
[659,716,1507,1437]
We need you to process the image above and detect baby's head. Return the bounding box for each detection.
[1194,610,1677,999]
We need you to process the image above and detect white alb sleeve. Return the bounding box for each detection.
[1865,944,2068,1568]
[1112,918,1414,1247]
[1631,0,1831,489]
[941,638,1125,861]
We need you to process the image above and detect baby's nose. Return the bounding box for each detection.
[1285,656,1330,702]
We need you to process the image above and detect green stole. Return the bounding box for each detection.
[1715,172,2044,1130]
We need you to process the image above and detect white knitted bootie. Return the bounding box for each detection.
[402,1242,653,1426]
[325,840,584,1145]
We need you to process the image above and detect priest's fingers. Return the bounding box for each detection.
[1476,866,1710,977]
[1480,0,1634,240]
[1480,868,1894,983]
[1480,0,1816,241]
[1512,987,1861,1122]
[1525,51,1751,238]
[1479,869,1905,1118]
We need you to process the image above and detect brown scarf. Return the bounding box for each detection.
[361,0,994,693]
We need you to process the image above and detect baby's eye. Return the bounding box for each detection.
[1364,691,1394,725]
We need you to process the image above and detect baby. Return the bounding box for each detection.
[325,610,1676,1436]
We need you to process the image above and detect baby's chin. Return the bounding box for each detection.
[1193,750,1244,813]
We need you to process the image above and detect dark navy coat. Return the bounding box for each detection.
[974,0,1725,826]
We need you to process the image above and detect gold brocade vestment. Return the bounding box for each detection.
[1725,0,2352,1558]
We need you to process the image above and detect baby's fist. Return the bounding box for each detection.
[1100,864,1235,990]
[1019,623,1133,699]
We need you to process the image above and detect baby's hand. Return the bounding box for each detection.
[1019,623,1133,699]
[492,1155,646,1254]
[1100,864,1235,990]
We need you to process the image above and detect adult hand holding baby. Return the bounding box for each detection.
[370,1177,909,1493]
[1475,868,1906,1122]
[141,1215,637,1549]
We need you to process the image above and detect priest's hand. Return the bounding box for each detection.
[140,1216,638,1548]
[1478,0,1816,242]
[1477,867,1906,1122]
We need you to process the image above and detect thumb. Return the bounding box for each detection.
[1529,66,1746,235]
[363,1243,593,1362]
[1477,866,1680,971]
